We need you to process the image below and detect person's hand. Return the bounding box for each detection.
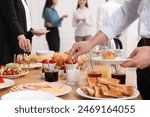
[76,19,81,24]
[17,35,31,52]
[61,14,68,19]
[47,22,53,28]
[76,19,85,24]
[70,32,108,59]
[70,40,93,59]
[32,31,44,37]
[122,46,150,69]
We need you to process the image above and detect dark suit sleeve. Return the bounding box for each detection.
[1,0,25,39]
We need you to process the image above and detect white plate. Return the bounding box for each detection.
[0,79,15,89]
[22,63,42,69]
[76,88,140,100]
[92,57,131,64]
[3,71,29,79]
[6,63,42,69]
[10,82,72,97]
[38,84,72,97]
[1,90,62,100]
[31,29,49,35]
[55,85,72,96]
[36,50,54,57]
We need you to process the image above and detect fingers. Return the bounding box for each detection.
[70,43,81,59]
[122,58,137,68]
[129,48,139,58]
[70,43,79,56]
[19,38,31,52]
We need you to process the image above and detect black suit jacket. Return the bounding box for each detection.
[0,0,33,65]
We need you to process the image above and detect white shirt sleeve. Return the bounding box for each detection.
[100,0,141,39]
[97,6,106,31]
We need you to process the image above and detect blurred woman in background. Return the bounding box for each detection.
[43,0,68,52]
[72,0,93,42]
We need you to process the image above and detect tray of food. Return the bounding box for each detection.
[2,64,29,79]
[13,54,42,69]
[76,77,139,100]
[10,82,72,96]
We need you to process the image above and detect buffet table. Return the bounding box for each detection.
[0,68,142,100]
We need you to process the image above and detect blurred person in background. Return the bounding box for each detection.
[43,0,68,52]
[72,0,93,42]
[96,0,121,49]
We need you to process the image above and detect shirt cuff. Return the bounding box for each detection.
[100,25,116,40]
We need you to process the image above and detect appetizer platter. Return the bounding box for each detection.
[42,52,87,70]
[76,77,139,100]
[2,64,29,79]
[13,54,42,69]
[10,82,72,96]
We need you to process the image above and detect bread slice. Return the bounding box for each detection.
[101,86,123,98]
[81,86,95,97]
[108,85,121,93]
[87,77,98,88]
[97,83,107,87]
[81,86,89,95]
[125,86,134,96]
[94,86,110,98]
[119,85,134,96]
[98,77,120,87]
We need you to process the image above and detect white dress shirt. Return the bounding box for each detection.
[73,8,93,37]
[97,0,121,49]
[21,0,32,31]
[100,0,150,39]
[97,0,121,31]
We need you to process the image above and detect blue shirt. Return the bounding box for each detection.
[43,8,62,27]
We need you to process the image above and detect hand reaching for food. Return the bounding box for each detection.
[17,35,31,52]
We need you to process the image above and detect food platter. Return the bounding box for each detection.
[7,63,42,69]
[3,71,29,79]
[76,88,140,100]
[92,57,131,64]
[10,82,72,97]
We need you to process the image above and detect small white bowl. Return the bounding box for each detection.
[36,50,54,57]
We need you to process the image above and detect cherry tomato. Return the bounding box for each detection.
[14,70,19,75]
[49,59,56,64]
[42,59,48,64]
[0,77,4,83]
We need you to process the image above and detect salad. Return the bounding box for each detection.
[3,64,28,75]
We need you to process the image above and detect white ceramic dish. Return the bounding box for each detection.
[3,71,29,79]
[76,87,140,100]
[31,29,49,35]
[1,90,62,100]
[92,57,131,64]
[36,50,54,57]
[0,79,15,89]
